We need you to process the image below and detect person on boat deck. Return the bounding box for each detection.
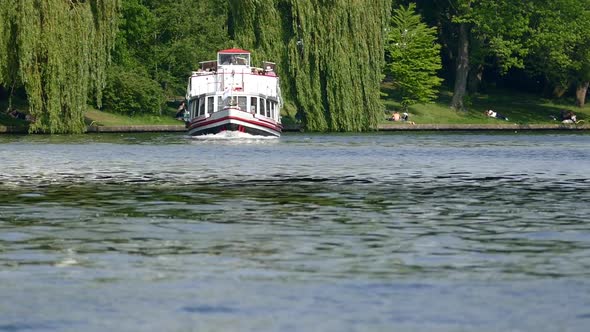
[485,109,508,121]
[264,66,276,76]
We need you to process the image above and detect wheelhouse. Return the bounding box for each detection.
[218,49,251,66]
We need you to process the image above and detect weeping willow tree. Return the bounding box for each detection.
[0,0,119,133]
[229,0,390,131]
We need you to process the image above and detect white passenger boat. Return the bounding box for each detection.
[185,48,282,137]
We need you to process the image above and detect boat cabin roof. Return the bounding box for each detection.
[218,48,251,66]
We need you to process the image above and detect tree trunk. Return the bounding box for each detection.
[451,23,469,111]
[467,64,483,93]
[553,85,568,98]
[575,81,589,107]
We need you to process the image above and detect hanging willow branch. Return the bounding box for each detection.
[229,0,390,132]
[0,0,119,134]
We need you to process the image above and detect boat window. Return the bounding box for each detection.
[250,97,257,114]
[219,53,250,66]
[266,99,271,117]
[238,97,247,111]
[269,101,275,119]
[260,98,266,116]
[217,96,224,112]
[207,96,214,113]
[191,101,196,118]
[198,97,205,115]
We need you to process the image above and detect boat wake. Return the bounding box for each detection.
[187,130,279,142]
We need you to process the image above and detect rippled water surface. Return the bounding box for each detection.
[1,132,590,331]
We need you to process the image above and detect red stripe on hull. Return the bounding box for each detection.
[188,115,282,132]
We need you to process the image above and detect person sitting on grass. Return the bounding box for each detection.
[389,111,400,121]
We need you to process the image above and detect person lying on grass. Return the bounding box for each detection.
[485,109,508,121]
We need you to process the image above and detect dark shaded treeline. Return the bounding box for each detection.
[402,0,590,109]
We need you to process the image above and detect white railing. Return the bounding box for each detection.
[188,71,279,99]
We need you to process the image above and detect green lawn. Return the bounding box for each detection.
[84,109,181,126]
[1,97,182,129]
[380,83,590,125]
[0,108,182,131]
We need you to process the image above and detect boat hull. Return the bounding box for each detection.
[187,108,281,137]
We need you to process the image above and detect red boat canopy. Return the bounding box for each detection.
[218,48,250,54]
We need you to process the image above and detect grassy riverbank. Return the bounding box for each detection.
[379,84,590,126]
[0,102,183,132]
[84,109,181,127]
[2,87,589,131]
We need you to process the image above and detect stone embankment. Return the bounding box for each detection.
[0,125,187,134]
[85,125,186,133]
[2,123,589,134]
[375,123,590,131]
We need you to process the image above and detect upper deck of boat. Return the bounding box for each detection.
[187,48,280,99]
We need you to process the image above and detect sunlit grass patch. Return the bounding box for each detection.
[381,84,590,125]
[84,109,181,127]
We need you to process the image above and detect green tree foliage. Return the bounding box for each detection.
[526,0,590,105]
[111,0,156,69]
[151,0,230,94]
[229,0,391,132]
[385,4,442,110]
[408,0,533,109]
[468,1,533,73]
[108,0,230,101]
[455,1,533,109]
[103,0,164,114]
[0,0,119,133]
[4,0,590,133]
[102,66,164,116]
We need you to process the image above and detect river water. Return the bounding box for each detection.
[0,131,589,331]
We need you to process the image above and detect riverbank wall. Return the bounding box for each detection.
[2,123,589,134]
[85,125,186,133]
[376,123,590,131]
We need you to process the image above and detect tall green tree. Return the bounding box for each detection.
[229,0,391,132]
[409,0,532,110]
[385,4,442,110]
[112,0,230,97]
[526,0,590,107]
[150,0,230,95]
[0,0,119,133]
[103,0,230,115]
